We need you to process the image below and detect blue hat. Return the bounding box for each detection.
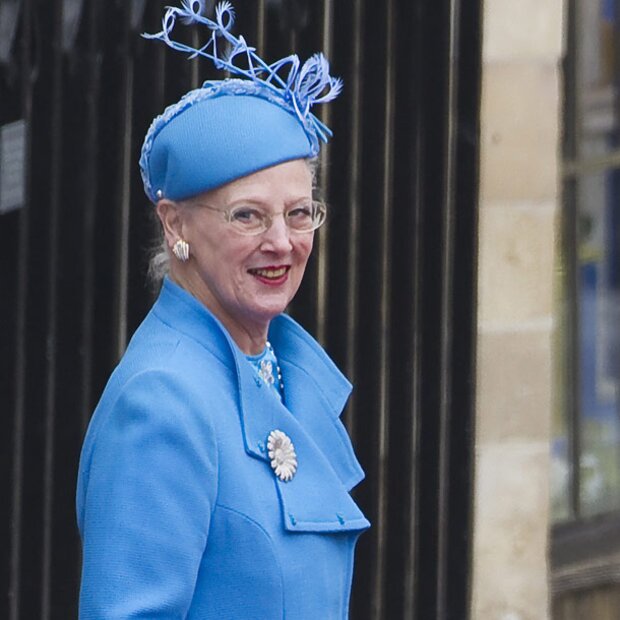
[139,1,342,203]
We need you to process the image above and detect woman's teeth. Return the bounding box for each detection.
[251,267,287,278]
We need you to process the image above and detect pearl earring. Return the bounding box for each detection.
[172,239,190,262]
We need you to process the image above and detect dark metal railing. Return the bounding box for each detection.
[0,0,481,617]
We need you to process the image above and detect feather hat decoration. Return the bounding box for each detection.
[139,1,342,202]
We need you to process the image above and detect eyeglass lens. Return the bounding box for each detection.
[227,203,325,234]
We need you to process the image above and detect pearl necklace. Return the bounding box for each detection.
[257,340,284,393]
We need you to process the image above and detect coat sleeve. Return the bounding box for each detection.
[78,369,218,619]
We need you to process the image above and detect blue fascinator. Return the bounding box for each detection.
[139,0,342,203]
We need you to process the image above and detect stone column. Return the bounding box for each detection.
[471,1,565,619]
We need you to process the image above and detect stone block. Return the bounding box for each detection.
[476,329,553,443]
[480,62,561,204]
[471,442,551,620]
[483,0,565,62]
[477,203,557,325]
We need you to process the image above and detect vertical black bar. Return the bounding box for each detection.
[445,0,480,616]
[370,0,395,617]
[405,27,426,617]
[342,0,364,437]
[41,1,64,615]
[416,0,455,615]
[436,0,460,616]
[115,5,133,359]
[405,139,424,620]
[315,0,333,345]
[80,0,101,430]
[255,0,266,55]
[9,0,32,616]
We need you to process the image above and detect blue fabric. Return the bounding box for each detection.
[141,81,314,202]
[245,345,283,401]
[139,2,342,204]
[76,278,369,619]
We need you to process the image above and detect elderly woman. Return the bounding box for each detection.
[76,2,369,618]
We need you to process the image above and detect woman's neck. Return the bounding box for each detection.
[169,270,269,356]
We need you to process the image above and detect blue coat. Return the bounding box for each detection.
[76,278,369,619]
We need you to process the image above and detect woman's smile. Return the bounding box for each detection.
[248,265,291,285]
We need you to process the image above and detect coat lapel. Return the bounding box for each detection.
[156,281,369,534]
[234,314,369,533]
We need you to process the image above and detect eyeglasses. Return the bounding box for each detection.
[197,200,327,236]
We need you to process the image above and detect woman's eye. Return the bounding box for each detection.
[230,207,263,224]
[287,205,313,220]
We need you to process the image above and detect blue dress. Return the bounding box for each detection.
[76,278,369,619]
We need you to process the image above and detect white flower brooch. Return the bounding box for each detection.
[267,430,298,482]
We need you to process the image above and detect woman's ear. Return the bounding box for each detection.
[156,200,184,248]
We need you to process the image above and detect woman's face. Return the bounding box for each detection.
[167,159,314,348]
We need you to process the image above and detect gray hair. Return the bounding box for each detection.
[147,226,171,289]
[147,157,321,289]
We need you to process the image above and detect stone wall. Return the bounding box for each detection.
[471,1,565,618]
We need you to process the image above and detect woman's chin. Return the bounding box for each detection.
[246,281,299,316]
[244,299,290,325]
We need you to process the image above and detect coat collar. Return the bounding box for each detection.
[153,278,369,533]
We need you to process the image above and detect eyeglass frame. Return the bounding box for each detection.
[192,199,327,236]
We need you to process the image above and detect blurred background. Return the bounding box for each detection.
[1,0,618,619]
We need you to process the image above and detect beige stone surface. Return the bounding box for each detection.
[476,329,553,444]
[477,203,557,326]
[471,442,551,620]
[472,1,564,617]
[479,62,560,204]
[483,0,565,62]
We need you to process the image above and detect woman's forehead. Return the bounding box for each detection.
[201,160,312,204]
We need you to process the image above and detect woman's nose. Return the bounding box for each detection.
[260,213,293,253]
